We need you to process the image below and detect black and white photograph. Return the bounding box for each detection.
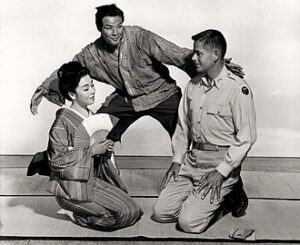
[0,0,299,244]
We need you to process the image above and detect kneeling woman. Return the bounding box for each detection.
[47,61,142,230]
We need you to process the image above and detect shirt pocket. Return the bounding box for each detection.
[207,104,231,117]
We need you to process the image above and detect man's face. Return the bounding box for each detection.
[192,40,216,74]
[101,16,123,48]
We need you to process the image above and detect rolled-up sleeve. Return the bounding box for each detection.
[216,85,257,177]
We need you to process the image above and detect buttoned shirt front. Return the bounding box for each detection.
[172,66,257,177]
[40,25,193,111]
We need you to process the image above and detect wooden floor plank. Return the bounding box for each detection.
[1,169,300,200]
[1,154,300,244]
[0,155,33,168]
[1,155,300,172]
[0,240,296,245]
[0,197,299,241]
[0,170,49,196]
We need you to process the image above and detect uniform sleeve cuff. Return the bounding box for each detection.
[172,154,185,165]
[216,162,234,178]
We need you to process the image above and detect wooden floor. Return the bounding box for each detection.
[1,155,300,245]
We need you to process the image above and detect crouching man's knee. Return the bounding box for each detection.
[178,213,211,233]
[152,201,178,223]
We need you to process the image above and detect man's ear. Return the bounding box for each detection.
[213,49,221,63]
[68,91,76,100]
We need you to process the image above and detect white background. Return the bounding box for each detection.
[1,0,300,156]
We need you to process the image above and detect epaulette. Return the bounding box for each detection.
[227,68,244,81]
[227,72,236,81]
[227,70,247,85]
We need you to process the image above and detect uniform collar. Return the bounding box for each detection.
[214,65,228,87]
[200,65,229,92]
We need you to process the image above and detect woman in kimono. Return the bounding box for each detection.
[47,61,142,230]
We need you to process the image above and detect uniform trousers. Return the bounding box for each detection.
[56,178,142,230]
[97,90,182,141]
[153,148,239,233]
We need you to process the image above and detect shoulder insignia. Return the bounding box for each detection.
[242,86,249,95]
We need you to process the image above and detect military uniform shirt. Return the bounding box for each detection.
[172,66,257,177]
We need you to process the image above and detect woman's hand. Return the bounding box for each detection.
[90,139,114,156]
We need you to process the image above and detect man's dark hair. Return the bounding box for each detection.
[57,62,90,101]
[192,29,227,58]
[95,4,124,32]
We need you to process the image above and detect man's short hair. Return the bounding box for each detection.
[192,29,227,58]
[57,62,90,101]
[95,4,124,32]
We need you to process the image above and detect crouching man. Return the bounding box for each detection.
[153,29,256,233]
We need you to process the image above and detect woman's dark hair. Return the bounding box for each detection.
[57,61,90,101]
[95,4,124,32]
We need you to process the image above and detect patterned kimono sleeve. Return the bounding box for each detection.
[48,118,92,181]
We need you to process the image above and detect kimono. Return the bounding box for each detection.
[47,108,142,230]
